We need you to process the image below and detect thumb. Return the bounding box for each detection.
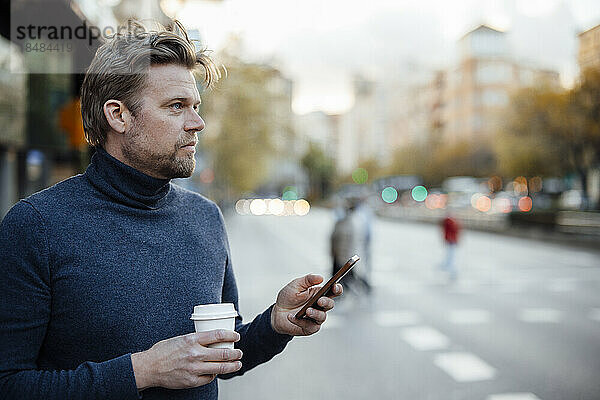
[291,274,323,292]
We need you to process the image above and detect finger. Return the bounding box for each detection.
[194,361,243,376]
[304,307,327,324]
[199,347,243,362]
[315,296,335,311]
[192,374,217,387]
[287,313,321,335]
[295,287,336,313]
[301,285,324,301]
[291,274,324,293]
[329,283,343,298]
[194,330,240,346]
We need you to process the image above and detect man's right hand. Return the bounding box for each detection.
[130,330,243,391]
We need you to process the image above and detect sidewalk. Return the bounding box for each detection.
[377,206,600,251]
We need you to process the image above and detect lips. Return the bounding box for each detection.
[181,141,197,148]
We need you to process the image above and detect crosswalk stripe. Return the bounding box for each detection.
[400,326,450,351]
[486,393,541,400]
[434,352,496,382]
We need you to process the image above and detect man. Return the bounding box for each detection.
[330,199,370,295]
[0,20,341,399]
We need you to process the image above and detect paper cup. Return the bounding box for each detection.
[190,303,238,349]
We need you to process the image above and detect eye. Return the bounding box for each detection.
[170,102,183,110]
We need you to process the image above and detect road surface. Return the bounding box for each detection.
[219,207,600,400]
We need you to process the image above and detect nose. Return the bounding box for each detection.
[185,110,205,133]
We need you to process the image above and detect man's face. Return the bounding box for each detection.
[121,64,205,179]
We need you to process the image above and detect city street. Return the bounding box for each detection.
[219,208,600,400]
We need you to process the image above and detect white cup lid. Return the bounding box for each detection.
[190,303,238,320]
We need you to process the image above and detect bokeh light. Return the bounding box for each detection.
[236,198,313,216]
[235,199,250,215]
[283,200,295,216]
[471,193,482,208]
[411,186,428,202]
[425,194,447,210]
[425,195,436,209]
[518,196,533,212]
[494,196,512,213]
[488,176,502,192]
[263,199,272,214]
[282,186,298,201]
[250,199,267,215]
[475,195,492,212]
[381,187,398,203]
[268,198,284,215]
[352,168,368,184]
[530,176,543,193]
[293,199,310,216]
[438,194,448,209]
[514,176,528,195]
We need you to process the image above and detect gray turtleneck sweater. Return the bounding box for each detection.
[0,147,292,400]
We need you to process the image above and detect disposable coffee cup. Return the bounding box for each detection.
[190,303,238,349]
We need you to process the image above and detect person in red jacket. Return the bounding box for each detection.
[441,214,461,281]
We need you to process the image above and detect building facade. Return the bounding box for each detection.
[335,75,406,175]
[264,68,307,195]
[578,24,600,71]
[443,25,559,144]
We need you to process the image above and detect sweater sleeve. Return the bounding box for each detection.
[0,201,140,400]
[214,207,292,380]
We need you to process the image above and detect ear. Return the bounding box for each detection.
[103,99,132,134]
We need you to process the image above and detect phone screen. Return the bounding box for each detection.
[294,255,360,319]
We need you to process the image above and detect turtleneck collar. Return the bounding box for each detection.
[84,147,172,210]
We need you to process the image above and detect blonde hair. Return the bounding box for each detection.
[80,19,219,147]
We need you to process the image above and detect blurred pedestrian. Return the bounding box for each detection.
[331,199,371,295]
[440,214,461,281]
[355,199,374,283]
[332,194,346,223]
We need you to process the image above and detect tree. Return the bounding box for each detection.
[387,142,428,178]
[388,139,496,186]
[426,140,495,185]
[576,68,600,149]
[496,86,566,178]
[570,68,600,203]
[200,55,279,197]
[498,72,600,208]
[301,142,335,202]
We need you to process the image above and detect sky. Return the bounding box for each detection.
[173,0,600,114]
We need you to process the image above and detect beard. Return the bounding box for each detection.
[122,118,196,179]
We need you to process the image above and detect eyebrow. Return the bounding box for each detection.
[163,96,201,106]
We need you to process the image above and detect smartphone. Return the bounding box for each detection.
[294,254,360,319]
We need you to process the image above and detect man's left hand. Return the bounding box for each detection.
[271,274,343,336]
